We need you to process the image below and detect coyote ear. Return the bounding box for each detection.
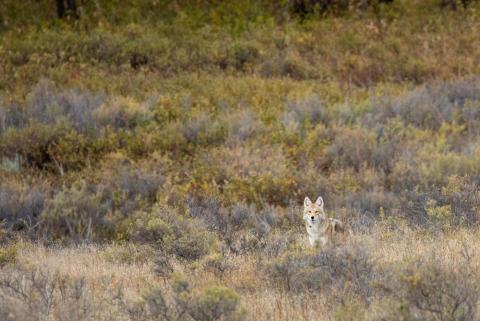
[315,197,324,208]
[304,197,312,207]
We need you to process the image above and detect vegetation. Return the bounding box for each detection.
[1,0,480,320]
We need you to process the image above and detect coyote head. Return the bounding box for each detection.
[303,196,325,224]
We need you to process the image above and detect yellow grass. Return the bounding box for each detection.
[5,226,479,321]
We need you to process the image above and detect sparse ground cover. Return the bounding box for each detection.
[1,0,480,320]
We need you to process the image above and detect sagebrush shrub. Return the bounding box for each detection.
[380,255,480,321]
[326,126,375,171]
[225,109,263,142]
[365,78,480,131]
[0,264,126,321]
[26,79,104,132]
[289,0,394,18]
[0,181,47,231]
[187,197,227,235]
[0,244,17,267]
[441,175,480,225]
[284,94,328,127]
[202,252,233,277]
[139,286,174,321]
[140,276,245,321]
[267,244,376,304]
[0,121,70,169]
[189,286,245,321]
[231,44,260,71]
[103,243,155,265]
[94,96,152,130]
[172,230,216,261]
[183,114,227,147]
[97,153,165,215]
[441,0,478,10]
[0,99,26,135]
[39,180,113,241]
[125,205,217,260]
[337,190,399,219]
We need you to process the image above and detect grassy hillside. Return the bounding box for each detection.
[1,1,480,320]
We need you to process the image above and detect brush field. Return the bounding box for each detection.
[1,1,480,320]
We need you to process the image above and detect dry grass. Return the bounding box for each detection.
[16,243,156,294]
[2,227,479,321]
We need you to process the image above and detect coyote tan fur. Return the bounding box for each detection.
[303,196,349,246]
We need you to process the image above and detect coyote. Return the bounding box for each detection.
[303,196,349,246]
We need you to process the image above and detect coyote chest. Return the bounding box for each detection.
[303,196,349,246]
[305,217,343,246]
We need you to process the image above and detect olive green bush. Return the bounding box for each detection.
[377,255,480,321]
[138,275,245,321]
[189,286,245,321]
[0,180,47,231]
[39,180,113,241]
[0,244,17,267]
[0,264,126,321]
[267,243,376,302]
[125,205,218,261]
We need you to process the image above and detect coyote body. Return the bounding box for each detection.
[303,196,349,246]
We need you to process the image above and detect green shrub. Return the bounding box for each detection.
[183,114,228,147]
[139,285,174,321]
[125,205,217,261]
[0,244,17,267]
[366,78,480,131]
[103,243,155,265]
[417,150,480,186]
[172,230,215,261]
[125,210,174,245]
[39,180,113,241]
[380,256,480,321]
[441,175,480,225]
[224,109,264,142]
[24,79,103,132]
[259,52,316,80]
[425,199,453,229]
[191,144,295,205]
[203,252,233,277]
[227,43,260,71]
[95,153,165,215]
[441,0,478,10]
[289,0,395,18]
[0,264,127,321]
[190,286,245,321]
[0,121,70,170]
[267,244,375,304]
[326,126,375,171]
[93,96,153,130]
[140,276,244,321]
[0,180,47,231]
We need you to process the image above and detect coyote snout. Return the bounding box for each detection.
[303,196,350,246]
